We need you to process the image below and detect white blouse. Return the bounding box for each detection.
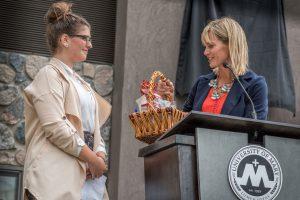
[55,58,106,154]
[59,60,96,132]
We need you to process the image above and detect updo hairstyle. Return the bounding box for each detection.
[45,1,90,54]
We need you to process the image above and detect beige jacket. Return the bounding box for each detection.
[23,58,111,200]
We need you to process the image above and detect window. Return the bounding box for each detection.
[0,165,23,200]
[0,0,116,64]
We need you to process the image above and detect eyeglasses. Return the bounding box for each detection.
[69,34,92,44]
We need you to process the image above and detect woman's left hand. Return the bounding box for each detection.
[96,151,107,170]
[85,151,107,180]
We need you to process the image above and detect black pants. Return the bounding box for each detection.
[84,131,94,150]
[25,190,36,200]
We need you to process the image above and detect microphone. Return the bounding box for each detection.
[223,63,257,120]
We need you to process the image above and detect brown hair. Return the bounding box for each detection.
[45,1,91,54]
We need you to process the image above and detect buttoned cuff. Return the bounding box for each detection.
[76,136,85,156]
[96,146,107,155]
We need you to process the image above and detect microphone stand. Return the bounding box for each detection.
[223,63,260,143]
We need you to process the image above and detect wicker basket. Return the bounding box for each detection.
[129,71,185,144]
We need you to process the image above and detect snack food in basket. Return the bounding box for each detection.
[129,71,185,144]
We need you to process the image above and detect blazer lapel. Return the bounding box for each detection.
[93,91,112,127]
[49,58,111,131]
[221,81,242,115]
[196,73,215,111]
[221,72,252,115]
[48,58,83,127]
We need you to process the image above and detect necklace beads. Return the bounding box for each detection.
[209,78,233,100]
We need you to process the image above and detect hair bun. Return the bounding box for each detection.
[45,1,73,24]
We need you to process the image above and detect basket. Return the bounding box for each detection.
[129,71,185,144]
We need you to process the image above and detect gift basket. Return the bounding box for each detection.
[129,71,185,144]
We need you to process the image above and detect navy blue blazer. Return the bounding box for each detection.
[183,70,268,120]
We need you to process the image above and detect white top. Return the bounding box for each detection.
[55,58,106,154]
[58,60,96,132]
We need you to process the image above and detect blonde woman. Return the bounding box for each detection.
[159,17,268,119]
[184,17,268,119]
[23,2,110,199]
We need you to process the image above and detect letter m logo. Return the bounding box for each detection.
[236,164,274,188]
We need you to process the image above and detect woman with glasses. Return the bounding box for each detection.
[23,1,110,199]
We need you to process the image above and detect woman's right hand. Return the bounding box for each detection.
[79,145,107,179]
[156,79,174,101]
[88,156,106,179]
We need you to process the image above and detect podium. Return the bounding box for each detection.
[139,111,300,200]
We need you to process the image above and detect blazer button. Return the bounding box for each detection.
[62,116,66,120]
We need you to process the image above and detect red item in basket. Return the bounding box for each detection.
[140,80,158,95]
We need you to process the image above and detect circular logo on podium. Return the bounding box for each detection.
[228,145,282,200]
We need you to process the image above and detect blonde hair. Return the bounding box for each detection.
[201,17,248,76]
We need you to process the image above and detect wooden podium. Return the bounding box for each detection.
[139,111,300,200]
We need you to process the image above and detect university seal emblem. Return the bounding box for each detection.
[228,145,282,200]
